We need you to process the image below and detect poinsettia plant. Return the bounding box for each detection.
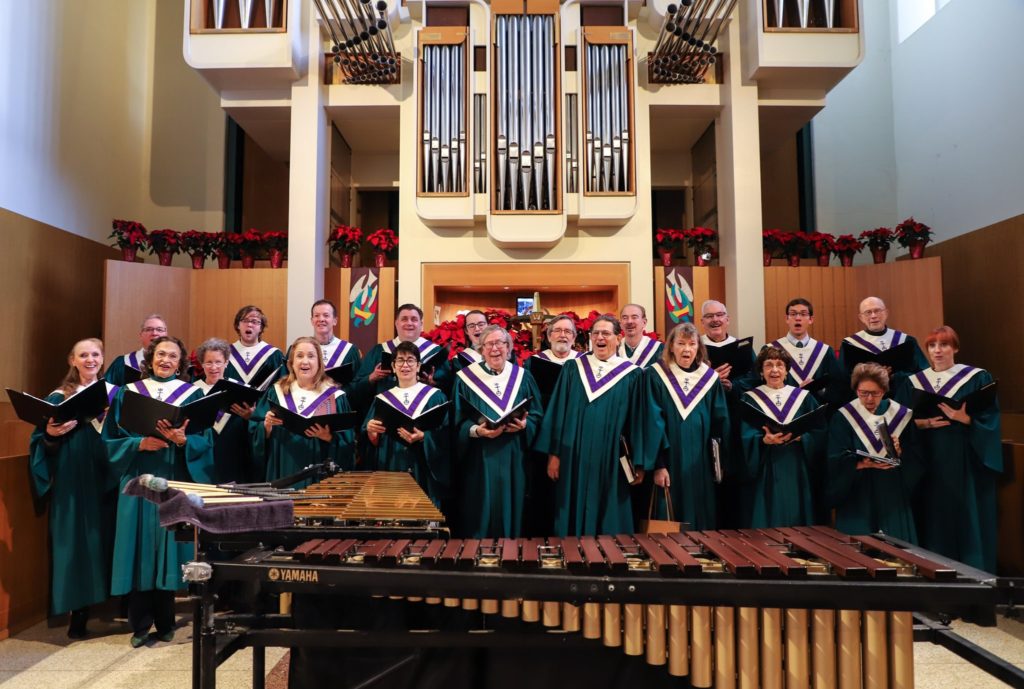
[180,230,218,258]
[762,229,792,254]
[261,231,288,252]
[683,226,717,254]
[148,229,182,255]
[655,228,685,251]
[328,225,363,254]
[860,227,895,250]
[894,217,932,246]
[239,228,265,254]
[109,219,148,249]
[367,228,398,253]
[425,309,534,364]
[806,231,836,255]
[832,234,865,254]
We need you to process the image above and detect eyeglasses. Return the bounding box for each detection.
[466,321,487,330]
[787,310,811,318]
[702,312,727,320]
[141,326,167,333]
[548,328,574,336]
[240,318,263,326]
[591,330,615,338]
[860,308,886,317]
[482,340,508,349]
[856,390,884,399]
[394,358,418,368]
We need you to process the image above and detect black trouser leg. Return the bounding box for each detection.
[153,590,177,635]
[128,590,155,636]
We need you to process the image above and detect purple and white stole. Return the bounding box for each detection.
[274,382,341,417]
[384,337,442,367]
[744,384,808,425]
[456,362,524,420]
[838,399,912,455]
[843,328,908,354]
[619,336,661,368]
[130,378,195,405]
[458,348,483,366]
[229,342,280,384]
[908,364,981,399]
[534,349,585,364]
[576,355,637,403]
[771,338,830,386]
[323,338,354,368]
[702,334,737,348]
[124,349,144,372]
[652,361,718,421]
[378,382,436,419]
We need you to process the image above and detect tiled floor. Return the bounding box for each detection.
[1,612,1021,687]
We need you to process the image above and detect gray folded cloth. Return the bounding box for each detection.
[123,477,294,533]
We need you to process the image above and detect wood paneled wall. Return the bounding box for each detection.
[998,441,1024,575]
[653,266,727,339]
[188,269,289,349]
[103,262,193,356]
[0,454,48,639]
[926,214,1023,415]
[762,258,944,349]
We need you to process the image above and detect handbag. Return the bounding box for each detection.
[640,486,681,534]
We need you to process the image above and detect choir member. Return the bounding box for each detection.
[838,297,928,384]
[29,338,117,638]
[896,326,1002,572]
[536,314,648,536]
[699,300,755,392]
[364,340,450,507]
[225,305,284,388]
[251,337,356,485]
[767,299,844,405]
[617,303,663,368]
[353,304,451,399]
[193,338,255,483]
[528,315,584,364]
[104,314,167,385]
[310,299,362,382]
[739,345,825,528]
[452,309,487,371]
[646,322,730,529]
[826,363,921,542]
[452,325,542,537]
[103,336,214,647]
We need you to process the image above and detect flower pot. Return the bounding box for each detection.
[694,254,709,267]
[157,250,174,267]
[839,251,855,267]
[657,247,674,267]
[373,251,387,268]
[763,251,773,267]
[908,239,927,259]
[191,254,205,269]
[871,247,888,264]
[339,252,354,268]
[241,253,256,269]
[217,251,231,269]
[121,246,138,262]
[816,252,830,267]
[269,249,284,268]
[787,253,801,268]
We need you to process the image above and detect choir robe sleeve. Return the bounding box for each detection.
[104,356,128,387]
[28,392,64,496]
[533,361,577,459]
[350,344,390,409]
[967,370,1003,474]
[426,348,454,393]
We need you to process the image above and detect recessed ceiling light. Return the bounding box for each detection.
[502,286,510,290]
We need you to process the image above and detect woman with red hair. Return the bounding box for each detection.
[896,326,1001,572]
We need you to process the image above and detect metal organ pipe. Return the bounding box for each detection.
[313,0,399,84]
[649,0,737,84]
[584,42,630,193]
[421,42,467,193]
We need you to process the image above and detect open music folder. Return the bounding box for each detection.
[118,390,227,437]
[706,336,754,376]
[6,381,110,427]
[741,401,829,439]
[268,401,360,436]
[461,396,532,430]
[909,380,998,420]
[373,400,451,436]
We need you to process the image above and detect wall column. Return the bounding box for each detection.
[285,4,329,342]
[715,16,766,343]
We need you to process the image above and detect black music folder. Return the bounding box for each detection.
[853,423,901,467]
[909,380,998,420]
[118,390,227,437]
[741,401,830,439]
[419,350,445,380]
[6,382,110,427]
[325,362,356,386]
[706,337,755,377]
[800,374,832,395]
[123,367,143,384]
[374,401,451,435]
[619,435,637,484]
[209,376,274,409]
[528,356,568,400]
[462,396,532,430]
[843,340,917,371]
[268,401,359,436]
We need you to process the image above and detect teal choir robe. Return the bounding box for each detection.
[896,364,1002,572]
[644,361,731,530]
[103,377,215,595]
[767,337,846,408]
[194,379,254,483]
[250,380,356,485]
[280,337,362,396]
[29,382,118,614]
[838,329,929,391]
[362,382,451,506]
[740,384,824,528]
[826,398,922,542]
[352,337,452,403]
[452,362,543,538]
[451,347,483,373]
[535,355,648,536]
[618,335,664,369]
[226,340,284,389]
[104,348,144,386]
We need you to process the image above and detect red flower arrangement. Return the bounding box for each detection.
[655,228,685,251]
[239,228,265,254]
[261,231,288,251]
[806,231,836,255]
[832,234,865,253]
[109,219,148,249]
[148,229,182,255]
[367,228,399,253]
[328,225,363,254]
[860,227,895,250]
[425,309,534,364]
[761,229,793,254]
[180,230,217,258]
[683,227,717,265]
[894,217,932,247]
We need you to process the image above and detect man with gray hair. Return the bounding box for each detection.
[617,303,663,368]
[525,314,585,402]
[699,300,755,392]
[105,313,168,386]
[838,296,927,383]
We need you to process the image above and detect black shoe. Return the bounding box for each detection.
[130,633,150,648]
[154,629,175,643]
[67,609,88,639]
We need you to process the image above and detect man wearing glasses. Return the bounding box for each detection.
[355,303,452,400]
[617,303,663,368]
[838,296,928,386]
[699,300,755,392]
[768,298,844,405]
[105,314,168,385]
[224,305,284,388]
[452,310,488,371]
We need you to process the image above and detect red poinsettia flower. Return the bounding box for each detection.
[894,217,932,246]
[859,227,894,250]
[148,229,181,255]
[328,225,363,254]
[832,234,865,254]
[109,219,149,249]
[367,228,398,252]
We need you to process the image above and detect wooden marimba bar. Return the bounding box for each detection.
[282,526,976,689]
[290,472,445,525]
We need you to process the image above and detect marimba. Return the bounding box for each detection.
[203,526,998,689]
